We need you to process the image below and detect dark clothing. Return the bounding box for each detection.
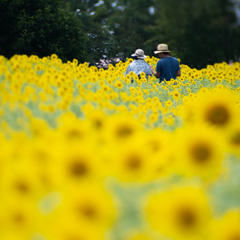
[156,57,180,82]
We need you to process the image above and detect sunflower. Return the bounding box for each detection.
[51,183,116,234]
[139,129,174,178]
[0,197,42,240]
[49,143,105,189]
[145,186,212,240]
[104,114,142,143]
[225,124,240,157]
[85,109,107,132]
[2,159,44,198]
[125,74,131,83]
[140,72,146,78]
[51,54,58,60]
[112,138,158,182]
[172,123,225,180]
[114,80,124,89]
[149,113,158,124]
[165,100,173,107]
[173,90,181,101]
[210,210,240,240]
[193,88,240,130]
[56,113,90,143]
[44,221,102,240]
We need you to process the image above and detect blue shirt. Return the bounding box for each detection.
[156,57,180,81]
[125,59,152,79]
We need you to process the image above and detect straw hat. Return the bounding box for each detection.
[154,44,171,54]
[131,49,147,59]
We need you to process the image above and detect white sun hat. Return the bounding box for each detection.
[154,43,171,54]
[131,49,147,59]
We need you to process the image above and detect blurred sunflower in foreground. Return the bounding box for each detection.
[0,55,240,240]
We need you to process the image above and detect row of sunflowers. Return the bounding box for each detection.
[0,54,240,240]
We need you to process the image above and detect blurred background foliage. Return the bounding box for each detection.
[0,0,88,63]
[0,0,240,68]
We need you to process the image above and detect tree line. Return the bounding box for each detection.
[0,0,240,68]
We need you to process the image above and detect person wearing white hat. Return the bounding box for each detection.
[125,49,152,82]
[150,43,181,82]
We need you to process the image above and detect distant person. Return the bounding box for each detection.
[125,49,152,82]
[150,43,181,83]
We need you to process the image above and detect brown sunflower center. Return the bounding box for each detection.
[12,212,25,225]
[205,104,230,126]
[69,160,89,177]
[34,150,48,162]
[94,119,103,129]
[190,143,212,164]
[78,204,98,220]
[148,140,161,152]
[231,131,240,145]
[125,155,142,170]
[177,207,197,229]
[116,125,133,138]
[67,129,83,139]
[15,181,30,194]
[228,233,240,240]
[65,235,82,240]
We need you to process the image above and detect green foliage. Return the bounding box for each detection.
[106,0,157,59]
[61,0,115,65]
[0,0,88,62]
[5,0,237,67]
[149,0,240,68]
[61,0,157,64]
[60,0,240,68]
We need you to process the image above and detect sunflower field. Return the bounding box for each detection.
[1,54,240,240]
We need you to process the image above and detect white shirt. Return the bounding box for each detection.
[125,59,152,78]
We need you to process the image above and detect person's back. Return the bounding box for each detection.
[150,44,181,82]
[156,56,180,81]
[125,49,151,81]
[126,59,151,78]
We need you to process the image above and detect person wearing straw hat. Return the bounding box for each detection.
[150,43,181,83]
[125,49,152,82]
